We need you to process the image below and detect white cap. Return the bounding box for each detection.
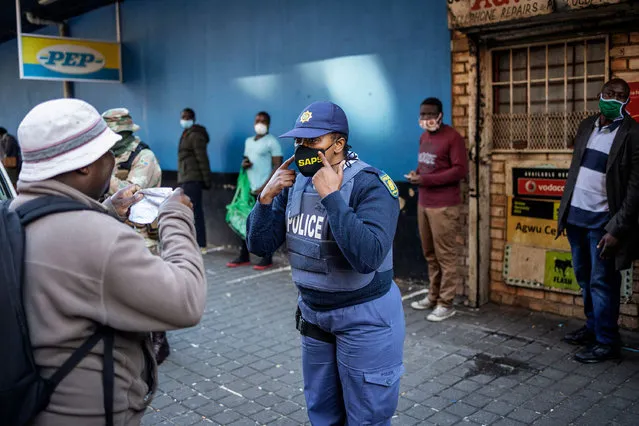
[18,98,121,182]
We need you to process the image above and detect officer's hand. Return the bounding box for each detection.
[111,184,143,218]
[164,188,193,210]
[259,156,296,205]
[597,233,619,259]
[313,151,344,199]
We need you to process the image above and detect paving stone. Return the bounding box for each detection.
[170,412,206,425]
[507,407,542,424]
[150,394,176,410]
[439,386,469,402]
[233,401,263,417]
[195,402,225,418]
[404,403,436,420]
[182,395,210,410]
[443,401,477,418]
[391,413,422,426]
[427,411,460,425]
[423,395,454,411]
[272,400,301,416]
[484,400,516,416]
[461,392,493,408]
[250,409,282,424]
[467,410,501,424]
[211,409,243,425]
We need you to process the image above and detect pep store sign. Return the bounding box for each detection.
[19,35,121,83]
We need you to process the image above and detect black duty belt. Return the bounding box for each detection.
[295,307,336,344]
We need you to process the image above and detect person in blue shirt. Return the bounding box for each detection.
[246,101,405,425]
[227,111,283,270]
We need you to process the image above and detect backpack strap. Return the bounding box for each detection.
[45,326,115,426]
[15,195,95,227]
[14,195,114,426]
[119,141,150,172]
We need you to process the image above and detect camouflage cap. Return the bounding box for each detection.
[102,108,141,133]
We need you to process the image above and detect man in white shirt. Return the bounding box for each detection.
[227,111,283,270]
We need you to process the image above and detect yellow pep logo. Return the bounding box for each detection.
[298,157,320,167]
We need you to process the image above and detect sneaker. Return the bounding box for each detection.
[226,257,251,268]
[427,306,456,322]
[253,257,273,271]
[410,297,435,310]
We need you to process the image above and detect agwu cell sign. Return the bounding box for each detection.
[19,35,121,83]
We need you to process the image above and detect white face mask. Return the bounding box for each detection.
[254,123,268,136]
[180,119,194,129]
[419,113,443,133]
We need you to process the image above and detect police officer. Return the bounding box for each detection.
[246,101,405,425]
[102,108,170,364]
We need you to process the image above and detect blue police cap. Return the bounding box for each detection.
[280,101,349,139]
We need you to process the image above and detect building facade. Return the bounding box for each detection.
[448,0,639,328]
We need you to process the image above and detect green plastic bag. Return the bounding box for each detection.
[225,169,256,239]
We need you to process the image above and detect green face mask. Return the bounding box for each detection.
[599,95,627,121]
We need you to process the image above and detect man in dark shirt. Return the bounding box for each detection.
[406,97,468,321]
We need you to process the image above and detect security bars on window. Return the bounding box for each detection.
[489,37,608,151]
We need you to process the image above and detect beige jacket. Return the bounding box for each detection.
[13,180,206,426]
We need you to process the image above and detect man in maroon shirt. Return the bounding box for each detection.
[406,97,468,321]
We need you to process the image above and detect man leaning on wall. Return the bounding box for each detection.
[557,78,639,363]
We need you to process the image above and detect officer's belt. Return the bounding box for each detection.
[295,307,336,344]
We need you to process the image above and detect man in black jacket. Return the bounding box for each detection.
[557,78,639,363]
[178,108,211,251]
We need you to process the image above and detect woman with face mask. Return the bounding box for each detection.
[245,101,405,425]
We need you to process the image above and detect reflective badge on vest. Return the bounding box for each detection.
[379,172,399,198]
[287,193,329,240]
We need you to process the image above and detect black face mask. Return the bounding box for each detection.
[294,142,336,177]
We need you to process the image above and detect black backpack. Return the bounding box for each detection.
[0,195,115,426]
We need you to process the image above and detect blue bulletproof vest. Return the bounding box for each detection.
[286,160,393,293]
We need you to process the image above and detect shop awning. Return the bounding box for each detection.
[0,0,119,44]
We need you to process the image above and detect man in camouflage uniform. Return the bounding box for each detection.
[103,108,162,253]
[102,108,170,363]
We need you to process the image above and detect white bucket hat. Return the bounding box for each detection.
[18,98,121,182]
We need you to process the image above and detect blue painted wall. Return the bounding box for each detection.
[0,0,451,180]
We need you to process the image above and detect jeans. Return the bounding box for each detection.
[181,181,207,248]
[566,225,621,345]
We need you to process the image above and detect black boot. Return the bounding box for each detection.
[563,326,596,346]
[574,343,621,364]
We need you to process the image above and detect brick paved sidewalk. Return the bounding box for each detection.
[142,250,639,426]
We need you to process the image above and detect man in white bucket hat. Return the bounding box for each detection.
[9,98,207,425]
